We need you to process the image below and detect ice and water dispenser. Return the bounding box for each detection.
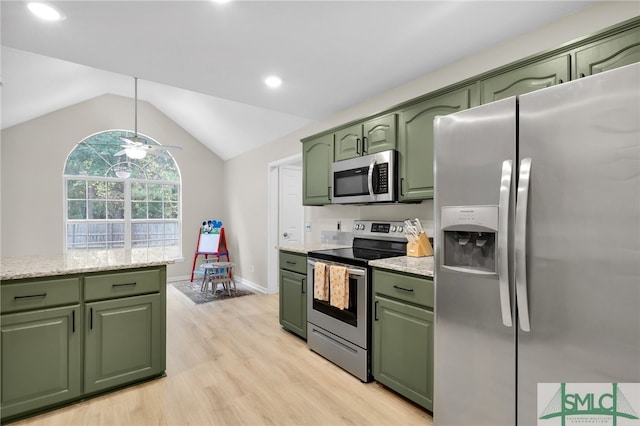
[441,206,498,274]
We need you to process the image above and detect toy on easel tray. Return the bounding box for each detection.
[201,219,222,234]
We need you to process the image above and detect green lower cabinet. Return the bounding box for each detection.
[373,295,434,411]
[279,269,307,339]
[85,293,164,394]
[0,305,81,419]
[372,268,434,411]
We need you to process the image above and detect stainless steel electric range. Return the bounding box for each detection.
[306,220,407,382]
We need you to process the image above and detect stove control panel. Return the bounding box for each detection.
[353,220,406,241]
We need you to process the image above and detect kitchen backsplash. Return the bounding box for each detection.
[320,230,354,245]
[305,200,434,244]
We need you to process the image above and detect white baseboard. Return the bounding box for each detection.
[234,276,270,294]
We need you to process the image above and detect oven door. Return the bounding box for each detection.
[306,257,368,348]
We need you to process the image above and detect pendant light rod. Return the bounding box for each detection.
[134,76,138,137]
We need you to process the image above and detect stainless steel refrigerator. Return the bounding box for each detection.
[433,62,640,426]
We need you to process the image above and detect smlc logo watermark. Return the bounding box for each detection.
[538,383,640,425]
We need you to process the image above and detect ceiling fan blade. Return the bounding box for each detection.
[115,149,127,156]
[147,150,172,160]
[120,136,146,146]
[149,144,183,152]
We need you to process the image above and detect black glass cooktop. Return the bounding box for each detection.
[309,239,406,267]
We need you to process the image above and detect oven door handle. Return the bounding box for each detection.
[307,260,366,277]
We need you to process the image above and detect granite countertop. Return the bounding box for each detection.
[1,248,176,281]
[277,243,350,255]
[279,243,434,278]
[369,256,434,278]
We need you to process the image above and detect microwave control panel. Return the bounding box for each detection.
[375,163,389,194]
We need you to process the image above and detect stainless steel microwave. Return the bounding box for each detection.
[331,149,397,204]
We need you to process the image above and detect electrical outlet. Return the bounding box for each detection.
[305,223,312,232]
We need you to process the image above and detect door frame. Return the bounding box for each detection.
[267,153,303,294]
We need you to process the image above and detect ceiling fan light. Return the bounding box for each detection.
[125,147,147,159]
[115,169,131,179]
[27,2,62,21]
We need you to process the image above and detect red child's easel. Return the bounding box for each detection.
[190,227,230,282]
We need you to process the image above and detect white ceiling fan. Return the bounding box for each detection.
[116,77,182,160]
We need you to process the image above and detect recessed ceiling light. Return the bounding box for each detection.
[211,0,232,4]
[27,2,62,21]
[265,76,282,89]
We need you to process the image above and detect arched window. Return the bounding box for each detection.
[64,130,181,258]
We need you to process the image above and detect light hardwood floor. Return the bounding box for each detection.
[11,284,433,426]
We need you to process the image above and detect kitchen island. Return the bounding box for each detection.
[0,249,174,423]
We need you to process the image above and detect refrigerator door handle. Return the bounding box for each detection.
[515,158,532,332]
[498,159,513,327]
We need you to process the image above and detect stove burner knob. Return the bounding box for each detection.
[398,226,403,233]
[359,224,365,230]
[391,225,397,232]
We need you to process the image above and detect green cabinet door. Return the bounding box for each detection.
[334,114,397,161]
[363,114,396,155]
[0,305,81,419]
[480,54,570,103]
[575,26,640,78]
[334,123,362,161]
[85,293,164,394]
[302,134,333,205]
[373,295,434,411]
[398,86,476,201]
[279,269,307,339]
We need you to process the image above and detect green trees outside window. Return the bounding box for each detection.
[64,130,181,256]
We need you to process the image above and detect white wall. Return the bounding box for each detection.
[0,94,225,279]
[222,2,639,290]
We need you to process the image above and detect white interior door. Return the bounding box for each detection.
[278,165,303,246]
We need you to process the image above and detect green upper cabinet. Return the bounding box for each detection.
[301,19,639,205]
[575,26,640,78]
[334,114,397,161]
[364,114,397,155]
[480,54,570,103]
[397,85,477,201]
[333,123,361,161]
[302,133,333,205]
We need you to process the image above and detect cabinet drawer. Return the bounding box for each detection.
[279,251,307,275]
[1,277,80,314]
[373,269,433,308]
[84,268,161,301]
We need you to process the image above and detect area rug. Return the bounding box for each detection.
[171,279,254,304]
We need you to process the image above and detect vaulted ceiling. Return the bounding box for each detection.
[1,1,597,160]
